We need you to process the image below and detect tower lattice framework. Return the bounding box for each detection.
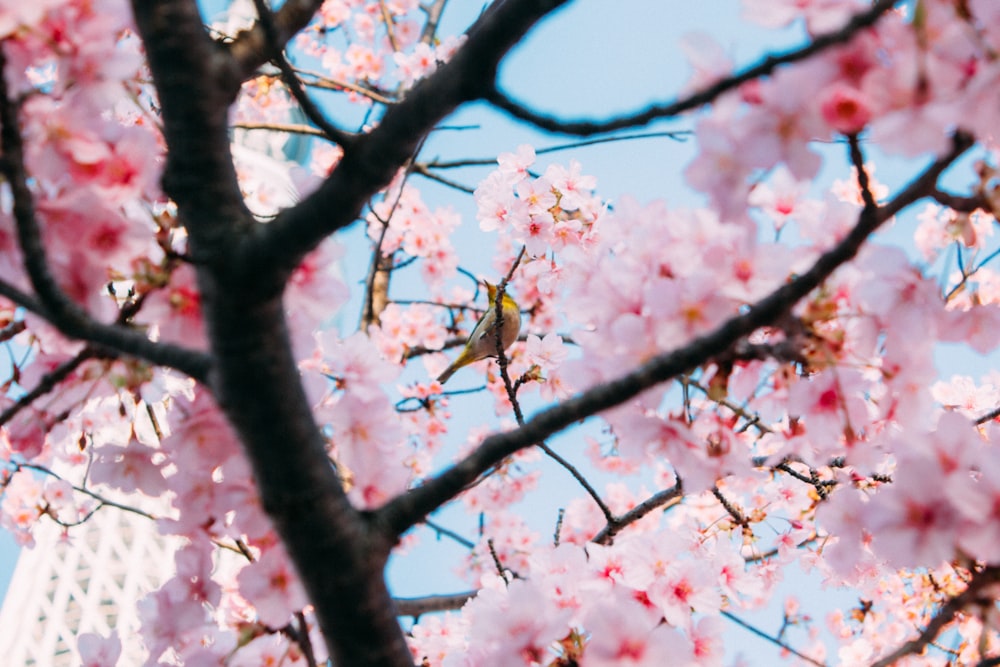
[0,506,175,666]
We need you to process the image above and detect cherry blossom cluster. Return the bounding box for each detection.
[6,0,1000,665]
[293,0,464,92]
[689,0,1000,220]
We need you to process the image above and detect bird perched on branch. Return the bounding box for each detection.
[436,281,521,384]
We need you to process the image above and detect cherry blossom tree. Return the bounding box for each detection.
[4,0,1000,665]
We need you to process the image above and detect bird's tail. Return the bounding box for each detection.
[436,364,457,384]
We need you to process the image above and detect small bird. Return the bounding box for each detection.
[437,281,521,384]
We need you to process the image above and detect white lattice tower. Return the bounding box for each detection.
[0,506,176,666]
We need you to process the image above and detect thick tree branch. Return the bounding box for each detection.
[225,0,325,82]
[203,291,414,666]
[131,2,416,664]
[486,0,899,135]
[931,187,988,213]
[131,0,260,277]
[0,49,212,383]
[246,0,573,283]
[376,131,974,538]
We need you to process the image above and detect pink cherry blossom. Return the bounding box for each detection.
[78,632,122,667]
[11,3,1000,666]
[236,545,310,629]
[90,438,168,496]
[581,590,694,667]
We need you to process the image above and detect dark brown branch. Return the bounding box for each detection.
[226,0,325,82]
[931,188,988,213]
[375,131,974,538]
[0,346,100,427]
[846,133,877,211]
[976,405,1000,424]
[486,0,899,135]
[133,3,416,665]
[775,462,835,498]
[713,486,750,528]
[591,484,683,545]
[233,121,329,138]
[0,48,212,383]
[394,591,476,617]
[0,278,49,318]
[0,319,25,343]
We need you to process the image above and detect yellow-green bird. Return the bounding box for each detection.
[437,281,521,384]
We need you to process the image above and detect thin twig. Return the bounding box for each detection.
[722,610,827,667]
[293,611,319,667]
[15,462,157,521]
[0,347,100,427]
[360,134,431,329]
[379,1,400,53]
[591,483,683,545]
[976,405,1000,425]
[713,486,750,528]
[423,518,475,549]
[411,164,476,193]
[486,0,898,135]
[537,442,614,524]
[250,0,354,146]
[233,121,327,137]
[423,131,692,170]
[488,250,612,522]
[289,67,397,105]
